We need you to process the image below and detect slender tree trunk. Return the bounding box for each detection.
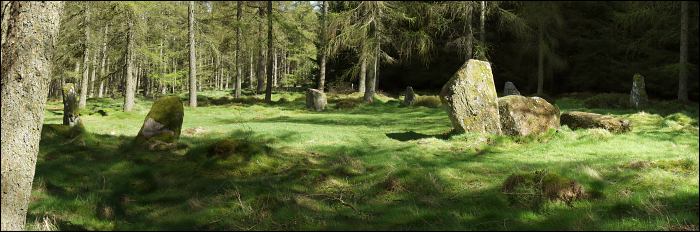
[364,52,377,103]
[678,1,688,102]
[79,5,90,108]
[123,18,135,111]
[98,24,108,98]
[273,48,278,87]
[318,0,327,92]
[257,4,265,93]
[89,50,97,97]
[1,2,62,230]
[480,1,485,45]
[359,57,366,93]
[536,24,544,96]
[235,1,242,98]
[265,1,273,102]
[249,52,254,90]
[189,1,197,107]
[466,5,473,59]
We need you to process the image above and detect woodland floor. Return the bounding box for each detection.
[27,90,699,230]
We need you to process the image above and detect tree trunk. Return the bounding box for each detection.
[79,5,90,108]
[98,24,108,98]
[678,1,688,102]
[89,50,97,98]
[257,4,265,93]
[536,24,544,96]
[249,51,254,90]
[235,1,242,98]
[318,0,327,92]
[466,4,473,59]
[1,2,62,230]
[359,57,366,93]
[480,1,485,45]
[189,1,197,107]
[273,48,278,87]
[123,18,135,111]
[364,53,377,103]
[265,1,273,102]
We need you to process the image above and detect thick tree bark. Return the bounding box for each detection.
[189,1,197,107]
[1,2,63,230]
[265,1,273,102]
[536,24,544,96]
[123,19,135,111]
[318,0,327,92]
[79,5,90,108]
[235,1,242,98]
[678,1,688,102]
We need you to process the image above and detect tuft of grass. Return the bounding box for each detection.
[413,95,442,108]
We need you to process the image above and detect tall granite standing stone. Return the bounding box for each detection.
[306,88,327,111]
[439,59,502,134]
[135,96,184,150]
[503,81,521,96]
[630,73,648,109]
[62,83,80,127]
[498,95,560,136]
[404,86,416,106]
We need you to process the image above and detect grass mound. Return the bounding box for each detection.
[502,170,587,208]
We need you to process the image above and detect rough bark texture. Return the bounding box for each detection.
[135,96,184,151]
[363,53,377,103]
[439,59,501,134]
[404,86,415,106]
[630,73,648,110]
[503,81,521,96]
[189,1,197,107]
[62,83,81,127]
[1,2,63,230]
[498,95,560,136]
[306,88,328,111]
[560,111,631,134]
[678,1,688,102]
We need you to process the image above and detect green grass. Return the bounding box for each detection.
[28,90,699,230]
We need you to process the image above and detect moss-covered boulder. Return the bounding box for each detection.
[630,73,648,110]
[62,83,80,127]
[503,81,521,96]
[439,59,501,134]
[498,95,560,136]
[403,86,415,106]
[560,111,631,133]
[135,96,184,150]
[306,88,327,111]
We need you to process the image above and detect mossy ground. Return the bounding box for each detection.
[29,90,699,230]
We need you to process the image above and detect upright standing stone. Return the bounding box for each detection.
[404,86,416,106]
[62,83,81,127]
[630,73,648,109]
[306,88,327,111]
[439,59,502,134]
[498,95,560,136]
[135,96,184,150]
[503,81,521,96]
